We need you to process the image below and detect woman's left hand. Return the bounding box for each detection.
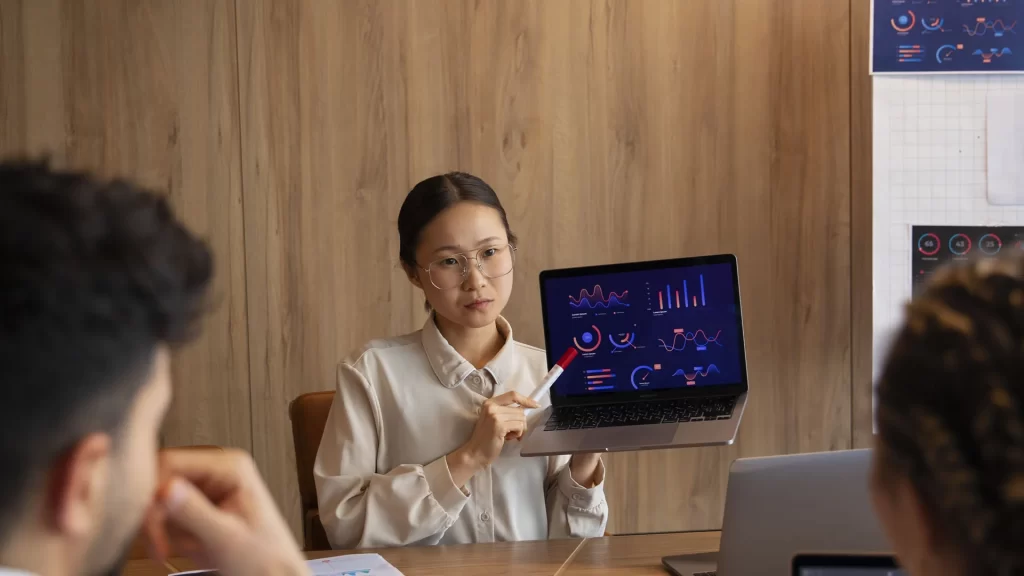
[569,453,603,489]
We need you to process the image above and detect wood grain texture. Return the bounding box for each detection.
[0,0,26,154]
[0,0,252,451]
[305,539,582,576]
[166,532,721,576]
[580,0,854,533]
[172,538,582,576]
[234,0,428,537]
[850,0,874,450]
[236,0,852,536]
[118,559,173,576]
[563,532,722,575]
[0,0,64,156]
[6,0,856,540]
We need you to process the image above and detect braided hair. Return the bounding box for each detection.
[877,256,1024,575]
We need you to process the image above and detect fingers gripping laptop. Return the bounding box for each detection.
[521,254,748,455]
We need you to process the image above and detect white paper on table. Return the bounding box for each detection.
[987,93,1024,206]
[170,553,403,576]
[306,553,404,576]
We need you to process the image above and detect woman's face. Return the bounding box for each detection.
[409,202,514,330]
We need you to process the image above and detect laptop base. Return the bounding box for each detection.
[520,393,746,456]
[662,552,719,576]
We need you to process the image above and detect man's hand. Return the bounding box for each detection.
[144,449,308,576]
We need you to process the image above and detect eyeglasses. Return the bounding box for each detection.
[421,243,517,290]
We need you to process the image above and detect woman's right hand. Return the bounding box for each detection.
[446,391,540,486]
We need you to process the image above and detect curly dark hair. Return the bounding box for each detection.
[876,256,1024,575]
[0,159,212,544]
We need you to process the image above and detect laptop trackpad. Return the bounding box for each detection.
[581,425,676,450]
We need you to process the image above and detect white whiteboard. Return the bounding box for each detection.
[872,76,1024,393]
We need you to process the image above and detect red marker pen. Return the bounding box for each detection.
[524,348,578,415]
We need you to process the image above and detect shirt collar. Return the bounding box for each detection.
[421,314,520,390]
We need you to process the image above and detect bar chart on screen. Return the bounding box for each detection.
[654,275,706,313]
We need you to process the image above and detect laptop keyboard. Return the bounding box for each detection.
[543,396,737,431]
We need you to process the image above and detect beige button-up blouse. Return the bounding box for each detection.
[314,315,609,549]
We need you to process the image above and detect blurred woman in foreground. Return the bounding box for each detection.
[873,256,1024,576]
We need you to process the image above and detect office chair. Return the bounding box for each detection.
[289,391,335,551]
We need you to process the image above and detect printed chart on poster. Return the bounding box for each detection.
[872,0,1024,74]
[912,226,1024,292]
[543,263,745,396]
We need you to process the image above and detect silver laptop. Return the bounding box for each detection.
[792,554,904,576]
[663,449,891,576]
[521,255,748,456]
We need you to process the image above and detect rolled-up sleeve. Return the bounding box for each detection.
[314,363,470,549]
[544,455,609,538]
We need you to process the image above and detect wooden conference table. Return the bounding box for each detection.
[121,531,721,576]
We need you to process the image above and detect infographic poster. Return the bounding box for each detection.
[912,225,1024,293]
[872,0,1024,74]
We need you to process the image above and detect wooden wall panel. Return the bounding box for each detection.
[0,0,26,154]
[4,0,857,540]
[851,0,875,449]
[235,1,428,536]
[0,0,63,156]
[0,0,252,451]
[567,0,853,532]
[237,0,852,536]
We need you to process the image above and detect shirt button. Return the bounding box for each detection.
[480,511,490,522]
[473,374,483,385]
[572,494,581,501]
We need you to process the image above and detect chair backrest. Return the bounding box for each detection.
[289,391,335,550]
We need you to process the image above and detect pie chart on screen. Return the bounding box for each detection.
[573,325,602,353]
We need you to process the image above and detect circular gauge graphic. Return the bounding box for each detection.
[918,233,941,256]
[609,332,637,350]
[630,365,654,390]
[936,44,958,64]
[923,17,945,32]
[891,10,916,33]
[979,234,1002,256]
[573,325,602,353]
[949,233,972,256]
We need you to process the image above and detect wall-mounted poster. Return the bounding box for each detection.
[872,0,1024,74]
[912,225,1024,293]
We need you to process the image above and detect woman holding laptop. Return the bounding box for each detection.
[873,256,1024,575]
[313,173,607,549]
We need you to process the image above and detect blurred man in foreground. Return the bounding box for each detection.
[0,160,307,576]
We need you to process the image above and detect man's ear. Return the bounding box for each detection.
[47,433,112,538]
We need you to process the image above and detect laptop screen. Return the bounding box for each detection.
[793,555,904,576]
[540,258,745,397]
[798,570,904,576]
